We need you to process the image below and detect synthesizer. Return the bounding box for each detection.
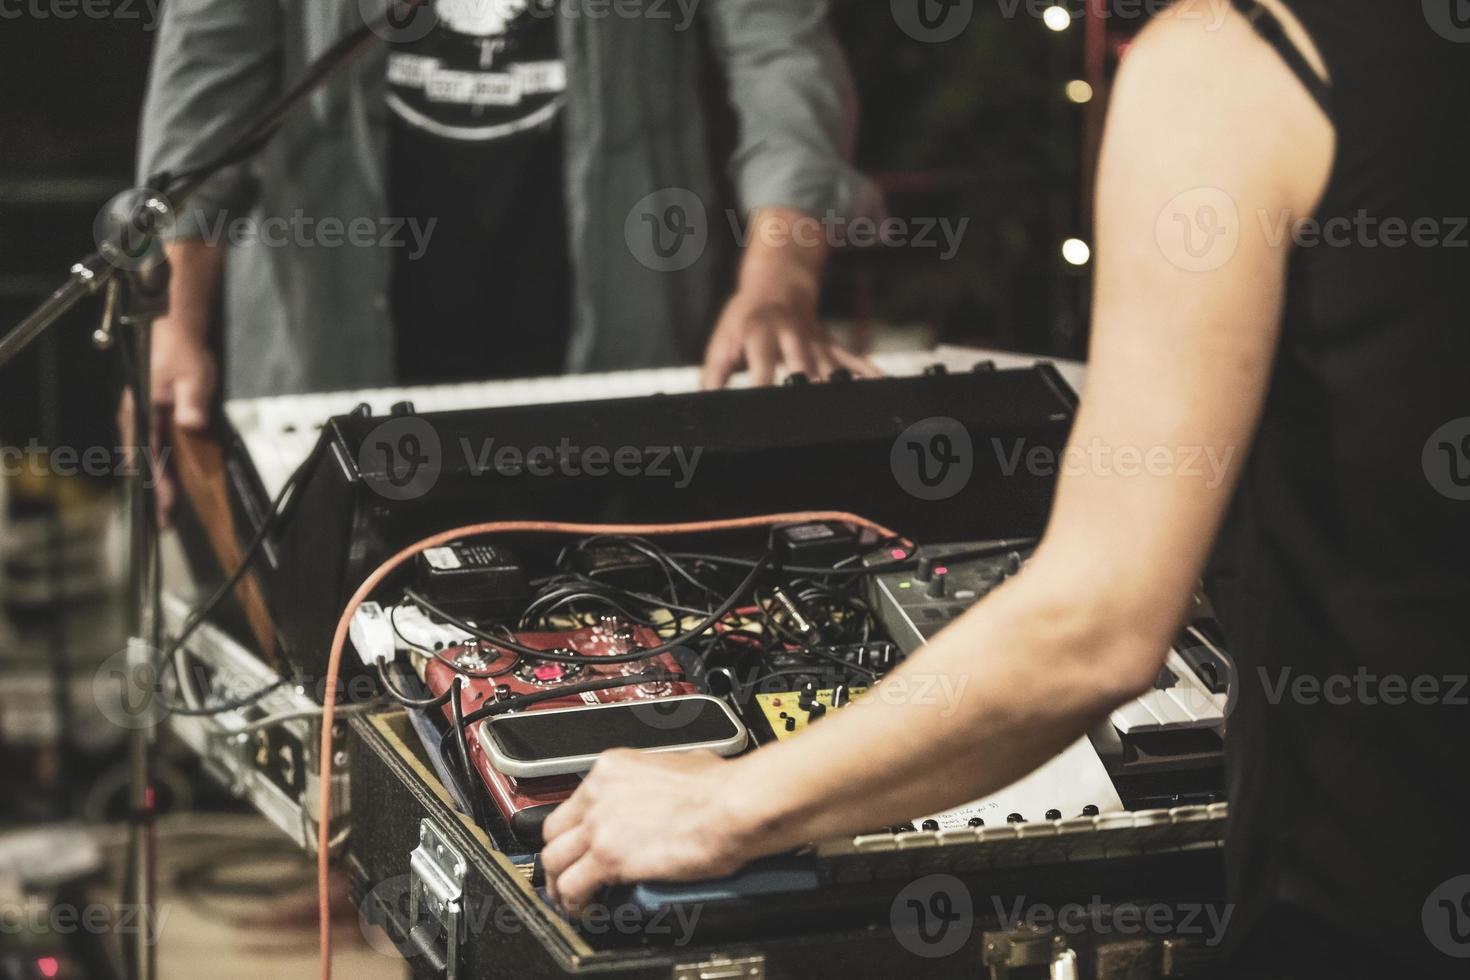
[179,352,1085,687]
[866,542,1232,733]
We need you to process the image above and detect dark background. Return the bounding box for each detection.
[0,0,1131,452]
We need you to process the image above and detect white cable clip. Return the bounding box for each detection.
[349,601,396,666]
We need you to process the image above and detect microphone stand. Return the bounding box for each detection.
[0,9,404,979]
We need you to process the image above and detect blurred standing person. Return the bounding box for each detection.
[133,0,880,435]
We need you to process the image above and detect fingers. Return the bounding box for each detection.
[116,388,135,450]
[774,316,819,380]
[700,341,741,391]
[540,823,590,905]
[172,371,213,430]
[542,789,590,843]
[551,853,616,915]
[830,345,884,379]
[744,328,780,387]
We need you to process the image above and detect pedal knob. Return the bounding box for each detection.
[806,702,826,720]
[829,367,853,382]
[390,400,417,416]
[832,684,851,708]
[916,556,937,582]
[784,716,797,732]
[1005,551,1024,576]
[783,372,810,386]
[925,570,948,598]
[923,364,948,377]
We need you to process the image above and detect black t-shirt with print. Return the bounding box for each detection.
[386,0,572,384]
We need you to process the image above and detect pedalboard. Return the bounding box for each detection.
[423,619,699,844]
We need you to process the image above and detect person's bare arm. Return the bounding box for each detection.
[543,0,1334,908]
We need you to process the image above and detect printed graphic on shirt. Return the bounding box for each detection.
[387,0,565,141]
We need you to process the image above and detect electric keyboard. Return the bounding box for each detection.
[226,347,1087,499]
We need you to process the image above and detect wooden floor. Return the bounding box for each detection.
[92,812,407,980]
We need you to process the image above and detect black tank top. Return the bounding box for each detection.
[1210,3,1470,974]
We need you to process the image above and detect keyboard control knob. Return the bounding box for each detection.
[926,571,948,599]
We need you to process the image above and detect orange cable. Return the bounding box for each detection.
[318,512,903,978]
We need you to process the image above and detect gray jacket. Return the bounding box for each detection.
[138,0,878,397]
